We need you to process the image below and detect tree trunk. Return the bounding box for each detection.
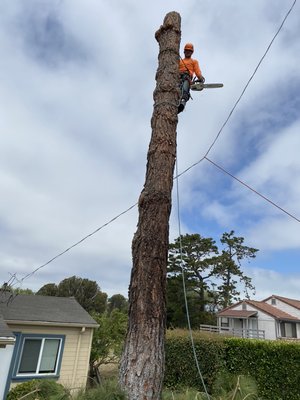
[119,12,181,400]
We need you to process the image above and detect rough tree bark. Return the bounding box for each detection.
[119,12,181,400]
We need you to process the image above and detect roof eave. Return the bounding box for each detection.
[5,320,99,328]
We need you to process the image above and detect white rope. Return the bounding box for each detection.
[174,157,210,399]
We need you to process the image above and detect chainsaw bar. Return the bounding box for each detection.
[191,82,224,91]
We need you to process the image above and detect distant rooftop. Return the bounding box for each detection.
[263,295,300,311]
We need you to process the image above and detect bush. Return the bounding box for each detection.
[165,330,300,400]
[164,329,226,392]
[225,338,300,399]
[7,379,70,400]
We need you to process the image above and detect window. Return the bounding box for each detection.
[271,298,276,305]
[13,334,64,378]
[221,317,229,327]
[280,322,297,338]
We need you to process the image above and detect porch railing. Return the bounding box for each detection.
[199,324,265,339]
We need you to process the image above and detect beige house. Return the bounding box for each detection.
[0,292,98,399]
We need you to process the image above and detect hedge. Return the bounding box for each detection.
[164,329,226,392]
[164,329,300,400]
[225,337,300,399]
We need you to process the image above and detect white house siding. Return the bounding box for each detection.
[297,324,300,338]
[265,298,300,319]
[0,344,14,400]
[231,304,277,340]
[7,324,93,393]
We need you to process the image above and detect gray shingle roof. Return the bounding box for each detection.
[0,292,98,327]
[0,315,14,338]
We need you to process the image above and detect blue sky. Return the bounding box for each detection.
[0,0,300,301]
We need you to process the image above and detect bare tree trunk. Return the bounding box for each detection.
[119,12,181,400]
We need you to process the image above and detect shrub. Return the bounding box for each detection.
[74,379,126,400]
[164,329,226,392]
[165,330,300,400]
[7,379,70,400]
[225,338,300,399]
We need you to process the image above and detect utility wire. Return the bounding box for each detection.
[203,0,297,159]
[5,0,297,287]
[205,156,300,224]
[13,203,137,286]
[175,0,297,179]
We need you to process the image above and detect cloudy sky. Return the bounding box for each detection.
[1,0,299,302]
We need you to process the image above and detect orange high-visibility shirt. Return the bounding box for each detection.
[179,57,202,79]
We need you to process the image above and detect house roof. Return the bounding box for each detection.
[0,292,98,327]
[263,295,300,310]
[218,299,299,321]
[218,309,257,318]
[246,300,299,321]
[0,315,14,339]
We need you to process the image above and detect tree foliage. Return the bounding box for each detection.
[168,233,219,312]
[37,276,107,314]
[36,283,58,297]
[216,231,258,308]
[90,310,127,376]
[107,294,128,314]
[167,231,258,327]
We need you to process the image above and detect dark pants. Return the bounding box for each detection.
[179,73,191,102]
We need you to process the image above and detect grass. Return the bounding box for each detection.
[75,380,208,400]
[99,362,119,379]
[162,388,207,399]
[74,380,126,400]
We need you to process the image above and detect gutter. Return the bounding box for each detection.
[5,320,99,329]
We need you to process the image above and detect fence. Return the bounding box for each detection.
[199,324,265,339]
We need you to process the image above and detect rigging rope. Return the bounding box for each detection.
[3,0,297,288]
[174,156,210,399]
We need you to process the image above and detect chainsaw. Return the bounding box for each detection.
[190,81,224,91]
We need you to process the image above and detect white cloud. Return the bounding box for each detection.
[0,1,299,302]
[247,267,300,301]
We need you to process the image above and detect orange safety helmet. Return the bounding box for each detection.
[184,43,194,52]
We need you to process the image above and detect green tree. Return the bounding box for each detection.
[216,231,258,308]
[167,232,257,326]
[107,294,128,314]
[36,283,58,296]
[57,276,107,314]
[90,310,127,382]
[166,275,186,328]
[166,275,216,328]
[37,276,107,314]
[168,234,219,313]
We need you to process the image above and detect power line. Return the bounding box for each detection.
[205,156,300,224]
[5,1,297,287]
[10,203,137,287]
[203,0,297,159]
[176,0,297,179]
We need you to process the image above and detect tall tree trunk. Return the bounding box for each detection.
[119,12,181,400]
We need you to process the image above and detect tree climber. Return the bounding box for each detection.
[178,43,205,113]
